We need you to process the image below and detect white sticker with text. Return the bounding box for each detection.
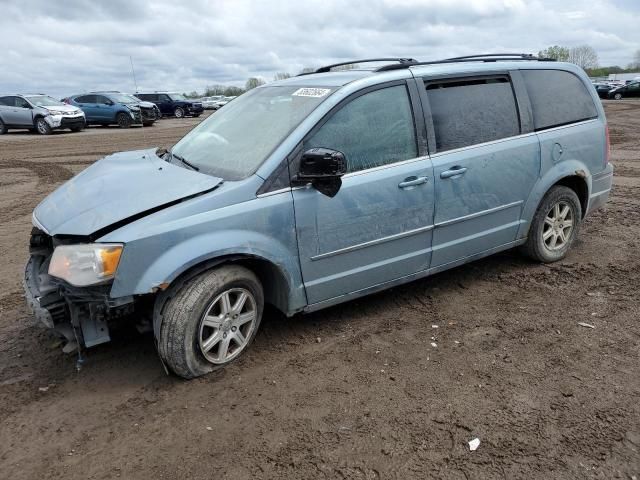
[292,88,331,98]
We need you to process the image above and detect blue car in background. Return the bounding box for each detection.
[64,91,160,128]
[26,54,613,379]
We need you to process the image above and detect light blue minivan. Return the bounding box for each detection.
[25,54,613,378]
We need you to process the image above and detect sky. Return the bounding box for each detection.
[1,0,639,97]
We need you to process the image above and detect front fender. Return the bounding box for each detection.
[110,229,306,312]
[516,159,592,239]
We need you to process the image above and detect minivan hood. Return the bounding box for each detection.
[34,149,222,237]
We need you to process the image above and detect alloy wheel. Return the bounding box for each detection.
[198,288,257,364]
[542,201,574,251]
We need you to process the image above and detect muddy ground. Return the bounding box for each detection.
[0,103,638,479]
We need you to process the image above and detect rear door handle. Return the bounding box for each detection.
[398,176,429,189]
[440,166,467,179]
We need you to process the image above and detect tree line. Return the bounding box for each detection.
[538,45,640,76]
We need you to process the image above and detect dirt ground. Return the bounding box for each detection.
[0,103,638,480]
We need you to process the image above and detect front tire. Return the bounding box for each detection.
[174,107,185,118]
[522,186,582,263]
[35,117,52,135]
[613,93,623,100]
[116,112,132,128]
[157,265,264,379]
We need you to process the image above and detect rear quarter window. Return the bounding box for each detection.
[521,70,598,131]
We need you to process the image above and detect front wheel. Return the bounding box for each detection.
[174,107,185,118]
[156,265,264,379]
[613,93,623,100]
[522,186,582,263]
[36,117,52,135]
[116,112,132,128]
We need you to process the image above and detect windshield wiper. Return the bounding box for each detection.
[169,152,200,171]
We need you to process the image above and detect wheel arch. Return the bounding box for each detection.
[151,253,295,341]
[518,160,592,239]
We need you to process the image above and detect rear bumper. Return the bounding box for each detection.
[586,163,614,216]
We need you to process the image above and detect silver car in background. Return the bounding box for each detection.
[0,94,85,135]
[201,96,223,109]
[213,95,237,109]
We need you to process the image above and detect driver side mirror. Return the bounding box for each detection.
[296,148,347,198]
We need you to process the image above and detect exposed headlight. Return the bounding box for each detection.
[49,243,123,287]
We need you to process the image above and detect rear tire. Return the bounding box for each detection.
[0,118,6,134]
[35,117,52,135]
[156,265,264,379]
[521,186,582,263]
[116,112,132,128]
[174,107,185,118]
[613,93,623,100]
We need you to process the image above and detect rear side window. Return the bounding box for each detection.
[305,85,418,173]
[75,95,96,103]
[521,70,598,131]
[0,96,13,106]
[425,77,520,152]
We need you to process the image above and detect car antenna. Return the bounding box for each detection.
[129,55,148,144]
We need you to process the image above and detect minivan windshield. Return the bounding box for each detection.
[26,95,64,107]
[171,86,334,180]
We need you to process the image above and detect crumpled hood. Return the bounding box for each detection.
[44,104,83,115]
[34,149,222,237]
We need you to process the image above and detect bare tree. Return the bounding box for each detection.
[245,77,266,90]
[273,72,291,81]
[299,67,316,74]
[538,45,570,61]
[568,45,599,70]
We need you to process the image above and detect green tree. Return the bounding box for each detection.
[245,77,266,90]
[538,45,570,61]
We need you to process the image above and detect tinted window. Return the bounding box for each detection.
[95,95,111,105]
[0,96,14,106]
[521,70,598,131]
[426,77,520,152]
[138,94,156,101]
[14,97,30,108]
[159,94,171,101]
[305,85,417,173]
[75,95,96,103]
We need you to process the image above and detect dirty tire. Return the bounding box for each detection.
[174,107,185,118]
[522,185,582,263]
[0,118,6,134]
[35,117,52,135]
[157,265,264,379]
[116,112,132,128]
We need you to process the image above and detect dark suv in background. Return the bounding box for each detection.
[136,92,204,118]
[65,92,159,128]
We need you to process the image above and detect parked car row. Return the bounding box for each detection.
[592,79,640,100]
[0,90,206,135]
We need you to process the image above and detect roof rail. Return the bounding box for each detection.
[299,58,418,76]
[376,53,556,72]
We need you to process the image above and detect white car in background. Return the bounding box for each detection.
[213,96,237,109]
[200,96,223,109]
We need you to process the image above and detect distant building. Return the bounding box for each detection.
[608,72,640,82]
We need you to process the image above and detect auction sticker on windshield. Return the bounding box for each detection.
[292,88,331,98]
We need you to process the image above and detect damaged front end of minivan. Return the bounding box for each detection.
[23,148,223,354]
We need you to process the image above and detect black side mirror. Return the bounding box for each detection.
[297,148,347,197]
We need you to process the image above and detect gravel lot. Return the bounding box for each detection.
[0,103,638,479]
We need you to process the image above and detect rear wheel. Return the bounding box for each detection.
[0,118,6,134]
[116,112,132,128]
[522,186,582,263]
[613,93,623,100]
[35,117,52,135]
[156,265,264,379]
[174,107,185,118]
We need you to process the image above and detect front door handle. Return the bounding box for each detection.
[440,166,467,179]
[398,176,429,189]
